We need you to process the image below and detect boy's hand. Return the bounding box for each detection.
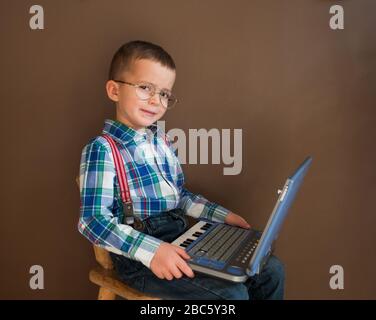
[150,242,195,280]
[224,212,251,229]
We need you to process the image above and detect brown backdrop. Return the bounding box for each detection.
[0,0,375,299]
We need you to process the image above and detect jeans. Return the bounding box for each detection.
[110,208,285,300]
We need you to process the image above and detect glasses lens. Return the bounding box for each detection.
[158,91,177,109]
[159,91,169,108]
[165,95,178,109]
[136,84,153,100]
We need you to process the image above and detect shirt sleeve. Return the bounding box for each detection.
[178,187,231,223]
[77,139,163,268]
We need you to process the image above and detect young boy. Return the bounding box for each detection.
[78,40,285,299]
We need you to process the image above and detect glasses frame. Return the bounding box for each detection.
[113,80,178,109]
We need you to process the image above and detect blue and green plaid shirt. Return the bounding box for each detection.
[78,119,230,268]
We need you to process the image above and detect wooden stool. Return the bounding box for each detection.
[76,176,161,300]
[89,245,161,300]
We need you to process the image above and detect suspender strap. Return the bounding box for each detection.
[101,134,135,226]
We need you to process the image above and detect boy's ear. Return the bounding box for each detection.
[106,80,120,102]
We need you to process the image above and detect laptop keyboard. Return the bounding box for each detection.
[188,223,250,263]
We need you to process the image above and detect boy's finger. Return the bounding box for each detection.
[170,265,183,279]
[163,270,174,281]
[241,219,251,228]
[153,270,164,280]
[173,245,192,260]
[177,258,195,278]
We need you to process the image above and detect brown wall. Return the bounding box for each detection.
[1,0,375,299]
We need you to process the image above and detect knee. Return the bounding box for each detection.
[250,255,285,300]
[223,284,249,300]
[265,255,285,282]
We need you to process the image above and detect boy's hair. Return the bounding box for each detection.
[108,40,176,80]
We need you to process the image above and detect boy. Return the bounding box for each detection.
[78,40,284,299]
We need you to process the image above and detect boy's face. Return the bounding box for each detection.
[106,59,176,130]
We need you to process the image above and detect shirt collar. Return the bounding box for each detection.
[102,119,161,145]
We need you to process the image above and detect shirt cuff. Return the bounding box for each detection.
[132,234,164,269]
[210,203,231,223]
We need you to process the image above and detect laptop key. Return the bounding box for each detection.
[219,231,250,262]
[211,228,244,261]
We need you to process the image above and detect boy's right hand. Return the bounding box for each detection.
[150,242,195,280]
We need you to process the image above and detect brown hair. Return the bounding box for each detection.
[108,40,176,80]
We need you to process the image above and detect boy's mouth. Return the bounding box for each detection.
[140,108,157,117]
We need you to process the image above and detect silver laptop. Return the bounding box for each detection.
[171,156,313,282]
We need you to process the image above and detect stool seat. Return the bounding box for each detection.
[89,265,160,300]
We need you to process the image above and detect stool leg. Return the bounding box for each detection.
[98,287,116,300]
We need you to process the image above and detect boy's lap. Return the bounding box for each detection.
[110,255,246,299]
[134,268,249,300]
[112,253,284,300]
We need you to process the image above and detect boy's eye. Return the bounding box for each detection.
[160,91,171,99]
[139,84,152,92]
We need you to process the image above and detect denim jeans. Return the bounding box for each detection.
[110,208,285,300]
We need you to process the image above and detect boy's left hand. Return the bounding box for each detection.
[224,212,251,229]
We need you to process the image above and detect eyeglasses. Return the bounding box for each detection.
[113,80,178,109]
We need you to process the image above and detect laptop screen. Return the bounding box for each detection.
[247,156,313,276]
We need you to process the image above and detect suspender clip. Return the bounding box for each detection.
[123,201,134,225]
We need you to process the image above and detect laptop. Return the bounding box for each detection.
[171,156,313,282]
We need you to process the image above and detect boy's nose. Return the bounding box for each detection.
[148,92,160,106]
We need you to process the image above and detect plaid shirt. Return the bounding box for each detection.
[78,119,230,268]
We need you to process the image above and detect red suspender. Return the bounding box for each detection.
[102,134,135,226]
[101,130,171,228]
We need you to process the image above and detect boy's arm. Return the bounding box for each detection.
[77,140,163,268]
[178,187,250,228]
[177,185,231,223]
